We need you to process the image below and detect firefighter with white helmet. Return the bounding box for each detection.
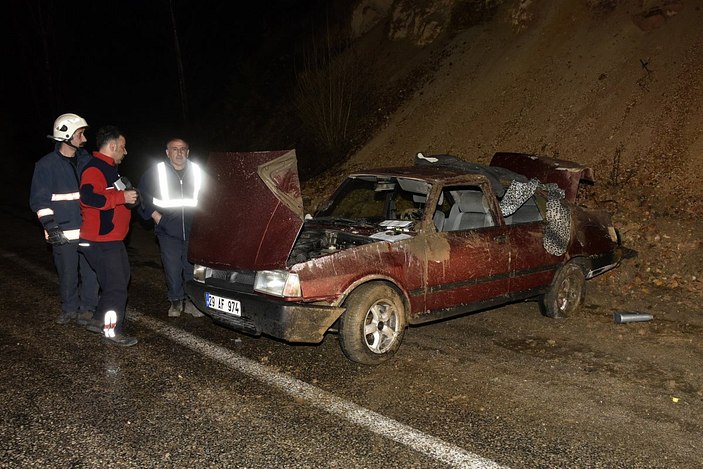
[29,113,98,325]
[48,113,90,143]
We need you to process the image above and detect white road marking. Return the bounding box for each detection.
[1,248,507,469]
[134,312,506,468]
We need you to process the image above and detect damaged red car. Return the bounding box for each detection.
[185,150,622,365]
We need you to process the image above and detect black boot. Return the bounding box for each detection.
[168,300,183,317]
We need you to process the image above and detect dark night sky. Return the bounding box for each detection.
[2,0,326,188]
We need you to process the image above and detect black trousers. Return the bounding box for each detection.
[156,233,193,302]
[51,241,99,315]
[79,240,131,333]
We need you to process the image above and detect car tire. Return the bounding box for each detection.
[339,282,406,365]
[540,261,585,319]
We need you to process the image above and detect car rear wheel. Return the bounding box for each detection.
[339,283,406,365]
[540,261,585,319]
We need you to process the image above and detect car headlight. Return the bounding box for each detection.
[254,270,301,298]
[193,264,208,283]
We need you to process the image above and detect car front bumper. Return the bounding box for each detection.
[185,281,345,343]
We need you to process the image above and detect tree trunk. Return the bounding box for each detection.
[168,0,189,126]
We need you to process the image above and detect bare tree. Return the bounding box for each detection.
[168,0,189,126]
[294,20,362,161]
[22,0,61,118]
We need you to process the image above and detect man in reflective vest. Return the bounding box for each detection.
[138,138,204,318]
[29,113,98,325]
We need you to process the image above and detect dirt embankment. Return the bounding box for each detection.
[304,0,703,308]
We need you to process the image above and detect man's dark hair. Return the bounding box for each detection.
[95,125,124,149]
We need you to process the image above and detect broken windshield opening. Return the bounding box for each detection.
[317,176,431,224]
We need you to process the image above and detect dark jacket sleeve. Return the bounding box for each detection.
[137,168,157,221]
[29,161,53,219]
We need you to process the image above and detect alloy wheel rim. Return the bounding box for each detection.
[363,300,400,354]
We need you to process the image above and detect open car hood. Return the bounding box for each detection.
[188,150,304,270]
[490,152,594,202]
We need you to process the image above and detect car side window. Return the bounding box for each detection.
[439,186,495,232]
[503,193,545,225]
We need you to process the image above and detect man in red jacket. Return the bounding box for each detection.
[79,125,139,346]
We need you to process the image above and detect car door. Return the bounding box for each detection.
[423,183,512,314]
[502,191,563,295]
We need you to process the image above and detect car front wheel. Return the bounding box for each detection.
[540,261,585,319]
[339,283,406,365]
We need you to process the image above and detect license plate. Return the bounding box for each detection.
[205,292,241,316]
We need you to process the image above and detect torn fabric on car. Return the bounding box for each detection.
[500,179,571,256]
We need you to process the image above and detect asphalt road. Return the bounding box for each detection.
[1,206,701,468]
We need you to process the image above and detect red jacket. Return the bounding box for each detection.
[79,152,131,242]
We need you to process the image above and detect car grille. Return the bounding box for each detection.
[207,269,256,289]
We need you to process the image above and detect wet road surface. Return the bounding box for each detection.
[1,208,702,468]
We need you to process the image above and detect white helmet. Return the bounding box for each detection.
[48,113,89,142]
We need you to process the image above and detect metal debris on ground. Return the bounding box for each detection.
[613,312,654,324]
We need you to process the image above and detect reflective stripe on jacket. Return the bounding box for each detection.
[137,160,202,241]
[152,161,202,208]
[29,144,91,241]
